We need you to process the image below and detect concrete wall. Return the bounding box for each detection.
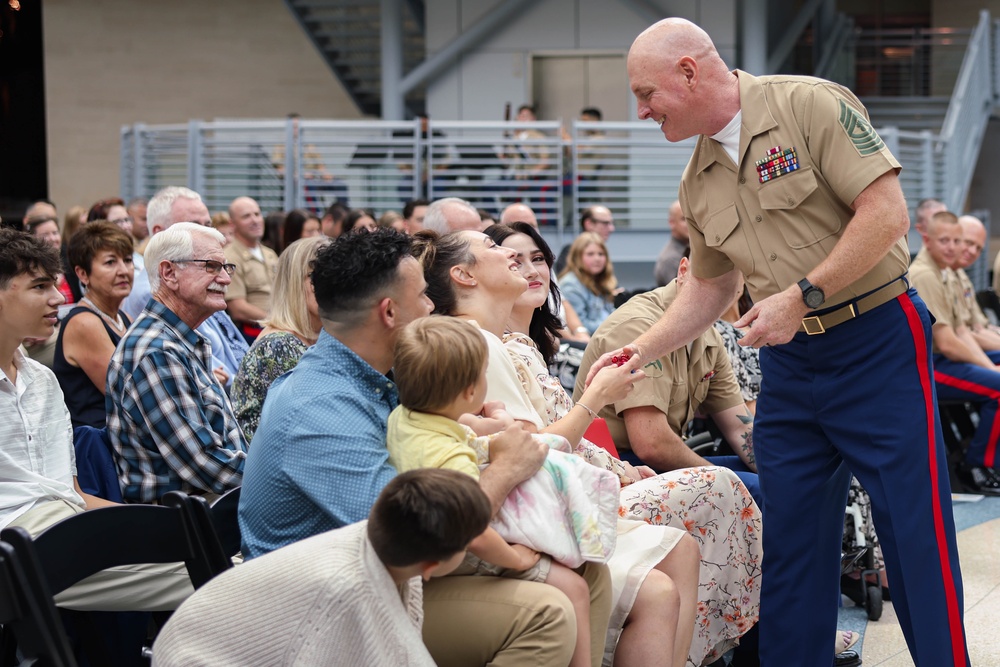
[43,0,360,213]
[424,0,738,122]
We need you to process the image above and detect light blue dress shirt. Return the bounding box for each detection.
[238,330,398,559]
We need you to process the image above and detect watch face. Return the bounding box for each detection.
[805,289,824,308]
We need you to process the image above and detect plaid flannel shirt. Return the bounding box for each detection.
[107,300,247,502]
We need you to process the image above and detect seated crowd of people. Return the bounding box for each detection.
[5,187,907,667]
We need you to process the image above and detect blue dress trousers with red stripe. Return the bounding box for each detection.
[755,289,969,667]
[934,354,1000,468]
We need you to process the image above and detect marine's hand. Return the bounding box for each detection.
[734,287,809,348]
[584,343,644,388]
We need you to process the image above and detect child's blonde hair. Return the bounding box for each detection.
[394,316,487,413]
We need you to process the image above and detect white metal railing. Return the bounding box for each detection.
[120,118,698,237]
[938,11,994,213]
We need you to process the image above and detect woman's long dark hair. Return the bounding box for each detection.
[484,223,562,364]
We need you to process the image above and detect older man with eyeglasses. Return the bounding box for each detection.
[107,222,247,504]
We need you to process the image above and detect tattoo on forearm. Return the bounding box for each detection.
[738,408,755,466]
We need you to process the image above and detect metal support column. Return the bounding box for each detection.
[400,0,533,95]
[741,0,768,75]
[381,0,405,120]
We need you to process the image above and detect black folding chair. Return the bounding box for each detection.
[178,486,242,578]
[0,541,77,667]
[0,492,216,666]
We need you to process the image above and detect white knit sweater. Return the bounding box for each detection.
[152,521,435,666]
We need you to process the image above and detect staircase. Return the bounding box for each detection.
[283,0,426,117]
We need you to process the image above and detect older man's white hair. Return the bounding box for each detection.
[147,186,202,235]
[423,197,480,234]
[145,222,225,294]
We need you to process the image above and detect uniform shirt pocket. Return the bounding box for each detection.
[758,167,840,248]
[703,204,741,249]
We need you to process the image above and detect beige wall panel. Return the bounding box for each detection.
[44,0,360,211]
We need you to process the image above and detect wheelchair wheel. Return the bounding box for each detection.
[866,584,883,621]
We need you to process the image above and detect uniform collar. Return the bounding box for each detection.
[693,70,777,175]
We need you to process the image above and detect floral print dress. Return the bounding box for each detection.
[503,333,762,665]
[231,331,308,442]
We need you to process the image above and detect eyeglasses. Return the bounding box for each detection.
[591,219,615,226]
[109,217,133,228]
[172,259,237,276]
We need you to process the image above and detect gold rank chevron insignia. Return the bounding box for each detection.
[839,99,885,156]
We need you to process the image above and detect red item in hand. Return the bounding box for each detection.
[611,353,631,367]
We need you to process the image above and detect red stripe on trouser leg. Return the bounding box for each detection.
[899,295,967,666]
[933,371,1000,467]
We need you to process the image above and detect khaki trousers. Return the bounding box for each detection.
[7,500,194,612]
[422,561,612,667]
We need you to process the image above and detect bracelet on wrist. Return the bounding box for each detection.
[576,401,599,420]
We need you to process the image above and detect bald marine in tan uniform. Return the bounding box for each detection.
[584,17,969,667]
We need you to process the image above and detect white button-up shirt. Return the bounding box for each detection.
[0,349,84,529]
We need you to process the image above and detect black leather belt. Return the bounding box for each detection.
[798,276,908,335]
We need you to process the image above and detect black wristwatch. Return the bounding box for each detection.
[798,278,825,309]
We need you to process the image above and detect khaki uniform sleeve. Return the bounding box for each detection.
[803,83,900,207]
[910,267,958,328]
[223,245,249,302]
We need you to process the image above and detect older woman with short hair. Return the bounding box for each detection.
[231,236,330,440]
[53,221,134,428]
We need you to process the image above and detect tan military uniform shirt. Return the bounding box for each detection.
[573,282,744,453]
[224,241,279,316]
[953,268,988,328]
[909,247,961,354]
[680,71,908,308]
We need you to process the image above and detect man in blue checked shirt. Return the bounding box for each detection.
[107,223,247,503]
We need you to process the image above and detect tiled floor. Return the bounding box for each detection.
[840,496,1000,666]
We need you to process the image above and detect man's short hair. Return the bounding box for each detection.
[517,104,536,116]
[423,198,476,234]
[368,468,491,567]
[144,222,225,294]
[403,199,430,220]
[147,186,203,233]
[67,221,134,275]
[580,107,603,120]
[394,317,486,413]
[323,201,348,223]
[311,228,412,326]
[930,210,959,230]
[0,227,62,290]
[579,206,604,231]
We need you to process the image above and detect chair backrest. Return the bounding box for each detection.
[176,487,241,580]
[0,541,77,667]
[209,486,242,559]
[0,498,215,597]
